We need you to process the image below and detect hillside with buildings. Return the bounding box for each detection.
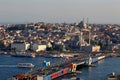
[0,21,120,53]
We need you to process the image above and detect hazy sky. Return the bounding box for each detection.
[0,0,120,24]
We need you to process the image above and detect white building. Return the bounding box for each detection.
[11,42,30,51]
[32,44,46,52]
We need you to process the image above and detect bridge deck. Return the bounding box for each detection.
[10,53,112,80]
[26,54,88,78]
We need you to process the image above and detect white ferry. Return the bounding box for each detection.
[17,63,34,68]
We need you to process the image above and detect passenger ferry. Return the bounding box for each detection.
[11,52,35,58]
[17,63,34,68]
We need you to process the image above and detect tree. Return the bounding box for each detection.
[46,47,53,51]
[11,47,17,52]
[65,46,71,51]
[98,41,105,50]
[85,38,98,45]
[58,46,63,52]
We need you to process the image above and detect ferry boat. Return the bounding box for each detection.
[11,52,35,58]
[17,63,34,68]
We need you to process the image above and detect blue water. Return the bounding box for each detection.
[0,54,63,80]
[77,57,120,80]
[0,54,120,80]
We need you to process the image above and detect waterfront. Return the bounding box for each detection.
[0,54,64,80]
[53,56,120,80]
[0,54,120,80]
[78,57,120,80]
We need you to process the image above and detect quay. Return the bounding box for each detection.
[9,52,112,80]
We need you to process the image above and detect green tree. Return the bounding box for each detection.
[65,46,71,51]
[46,47,53,51]
[85,38,98,45]
[58,46,63,52]
[11,47,17,52]
[98,41,104,49]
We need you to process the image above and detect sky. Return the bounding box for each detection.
[0,0,120,24]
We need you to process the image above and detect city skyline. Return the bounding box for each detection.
[0,0,120,24]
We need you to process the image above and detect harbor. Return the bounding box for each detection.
[0,52,120,80]
[6,52,114,80]
[0,0,120,79]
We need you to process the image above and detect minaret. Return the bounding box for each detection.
[87,18,91,45]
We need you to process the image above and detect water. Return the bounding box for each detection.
[55,57,120,80]
[0,55,120,80]
[0,54,64,80]
[77,57,120,80]
[0,65,17,67]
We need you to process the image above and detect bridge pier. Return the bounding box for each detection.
[69,63,77,72]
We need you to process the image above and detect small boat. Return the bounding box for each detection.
[11,52,35,58]
[17,63,34,68]
[107,72,120,80]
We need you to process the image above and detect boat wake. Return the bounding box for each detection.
[0,65,17,67]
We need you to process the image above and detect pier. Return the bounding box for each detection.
[9,52,112,80]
